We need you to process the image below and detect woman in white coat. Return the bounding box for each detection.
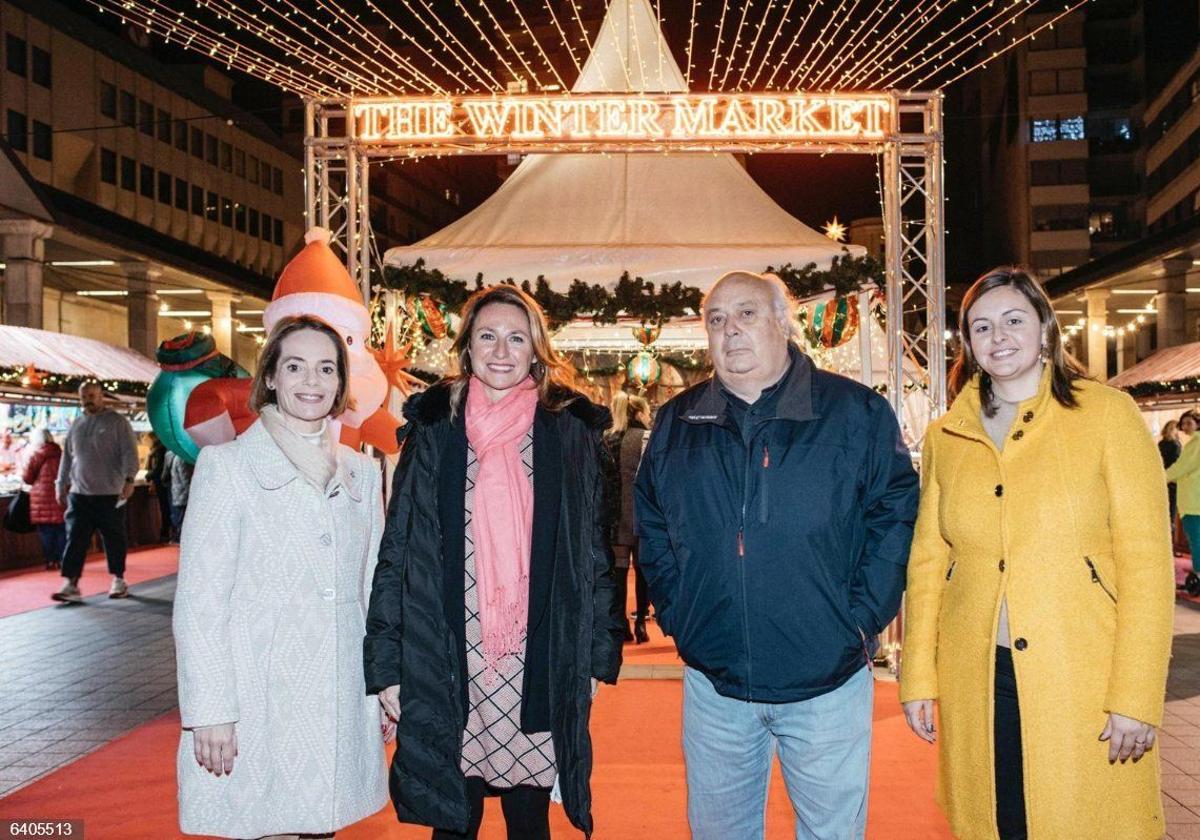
[174,315,389,839]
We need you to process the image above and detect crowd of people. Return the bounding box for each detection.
[155,262,1181,840]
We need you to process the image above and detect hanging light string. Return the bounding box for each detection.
[735,0,791,90]
[386,0,504,91]
[654,0,664,88]
[543,0,584,75]
[87,0,342,97]
[627,0,650,91]
[809,0,898,90]
[471,0,546,88]
[716,0,755,90]
[452,0,525,85]
[566,0,595,60]
[504,0,570,89]
[755,0,824,90]
[787,0,868,90]
[602,0,636,91]
[706,0,732,92]
[775,0,852,91]
[873,0,1036,88]
[684,0,700,88]
[346,0,482,93]
[935,0,1089,87]
[833,0,943,90]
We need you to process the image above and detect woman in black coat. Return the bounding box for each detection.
[364,285,623,840]
[603,391,652,643]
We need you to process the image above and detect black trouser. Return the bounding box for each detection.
[994,647,1027,840]
[431,777,551,840]
[61,494,127,580]
[36,524,66,567]
[152,479,171,541]
[613,545,650,621]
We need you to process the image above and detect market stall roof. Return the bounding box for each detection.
[383,0,861,292]
[1108,340,1200,391]
[0,325,159,385]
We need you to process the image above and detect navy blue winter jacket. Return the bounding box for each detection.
[635,347,919,702]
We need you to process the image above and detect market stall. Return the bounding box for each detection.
[1108,340,1200,433]
[0,325,162,571]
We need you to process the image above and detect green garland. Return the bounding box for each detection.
[382,249,881,328]
[1122,378,1200,400]
[0,367,149,399]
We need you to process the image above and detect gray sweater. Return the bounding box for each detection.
[56,409,140,497]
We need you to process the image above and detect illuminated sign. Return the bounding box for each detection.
[351,93,894,148]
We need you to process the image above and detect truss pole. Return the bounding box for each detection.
[304,99,317,230]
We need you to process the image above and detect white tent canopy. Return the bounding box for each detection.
[383,0,861,291]
[0,325,159,385]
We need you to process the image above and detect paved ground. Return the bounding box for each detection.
[3,575,1200,837]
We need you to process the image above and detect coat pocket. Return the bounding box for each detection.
[1084,556,1117,603]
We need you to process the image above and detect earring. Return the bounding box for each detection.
[1039,345,1049,364]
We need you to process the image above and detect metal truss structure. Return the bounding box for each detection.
[303,91,947,445]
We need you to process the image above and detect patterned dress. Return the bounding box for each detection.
[459,431,557,788]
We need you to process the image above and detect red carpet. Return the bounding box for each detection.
[0,679,950,839]
[0,545,179,618]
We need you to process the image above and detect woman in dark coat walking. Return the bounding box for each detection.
[365,285,623,840]
[603,391,652,643]
[22,428,66,569]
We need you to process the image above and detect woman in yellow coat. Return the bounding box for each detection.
[900,267,1174,840]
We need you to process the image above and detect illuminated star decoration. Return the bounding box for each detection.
[370,324,422,399]
[823,217,847,243]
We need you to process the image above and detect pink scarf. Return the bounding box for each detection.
[465,376,539,679]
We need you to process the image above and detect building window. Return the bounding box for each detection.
[120,155,136,190]
[1031,116,1086,142]
[158,171,171,204]
[156,108,171,143]
[206,190,218,222]
[6,109,26,152]
[191,184,204,216]
[30,46,49,88]
[249,208,260,237]
[234,148,245,178]
[120,90,135,127]
[6,34,26,77]
[261,212,272,241]
[248,154,259,184]
[273,217,283,246]
[1030,158,1087,186]
[1029,70,1057,96]
[1032,204,1088,231]
[235,203,246,232]
[272,166,283,195]
[1059,116,1085,141]
[31,120,51,161]
[100,147,116,184]
[138,99,154,136]
[100,82,117,118]
[174,177,188,211]
[140,163,154,198]
[260,159,271,187]
[205,134,218,166]
[220,197,233,227]
[174,120,188,151]
[219,141,232,172]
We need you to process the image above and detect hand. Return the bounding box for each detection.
[380,705,396,744]
[379,684,400,723]
[902,699,937,743]
[56,487,68,508]
[591,678,599,699]
[119,481,135,502]
[192,723,237,776]
[1100,712,1156,763]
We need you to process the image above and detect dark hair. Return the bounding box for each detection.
[447,285,582,417]
[249,315,352,416]
[948,266,1087,416]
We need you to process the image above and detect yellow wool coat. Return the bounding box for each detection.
[900,371,1174,840]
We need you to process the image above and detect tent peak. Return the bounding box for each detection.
[574,0,687,94]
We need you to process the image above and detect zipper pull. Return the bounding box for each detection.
[762,444,770,468]
[1085,557,1099,582]
[737,529,745,557]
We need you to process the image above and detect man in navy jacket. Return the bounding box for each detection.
[635,270,918,840]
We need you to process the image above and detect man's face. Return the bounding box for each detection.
[78,384,105,415]
[704,278,790,386]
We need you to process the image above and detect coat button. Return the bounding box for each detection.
[1023,411,1034,422]
[1011,430,1025,441]
[994,484,1004,497]
[320,534,332,546]
[321,588,335,601]
[1014,638,1028,651]
[999,559,1005,572]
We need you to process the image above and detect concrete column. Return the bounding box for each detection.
[125,263,162,360]
[1137,321,1153,360]
[0,220,54,329]
[1116,331,1137,373]
[1085,287,1111,380]
[1156,258,1191,350]
[42,287,63,333]
[206,291,236,358]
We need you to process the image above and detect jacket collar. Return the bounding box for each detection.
[942,366,1055,443]
[243,420,364,501]
[682,344,819,425]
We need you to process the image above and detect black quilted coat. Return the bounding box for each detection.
[363,382,624,837]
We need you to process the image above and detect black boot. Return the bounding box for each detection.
[622,622,634,643]
[1187,572,1200,597]
[634,618,649,644]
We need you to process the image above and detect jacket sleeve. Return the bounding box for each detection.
[56,431,72,492]
[172,445,241,729]
[361,456,384,619]
[633,417,682,636]
[848,398,920,638]
[590,435,624,684]
[1165,437,1200,483]
[1102,392,1174,727]
[21,448,43,486]
[120,416,139,481]
[898,432,949,703]
[363,424,424,695]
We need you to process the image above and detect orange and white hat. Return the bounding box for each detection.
[262,227,368,336]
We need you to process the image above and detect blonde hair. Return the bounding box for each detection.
[448,285,581,418]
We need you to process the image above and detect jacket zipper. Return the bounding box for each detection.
[1084,557,1117,603]
[758,444,770,524]
[737,433,757,699]
[945,560,957,581]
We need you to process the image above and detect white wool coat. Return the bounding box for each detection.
[173,421,388,838]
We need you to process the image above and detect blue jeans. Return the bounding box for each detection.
[682,665,874,840]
